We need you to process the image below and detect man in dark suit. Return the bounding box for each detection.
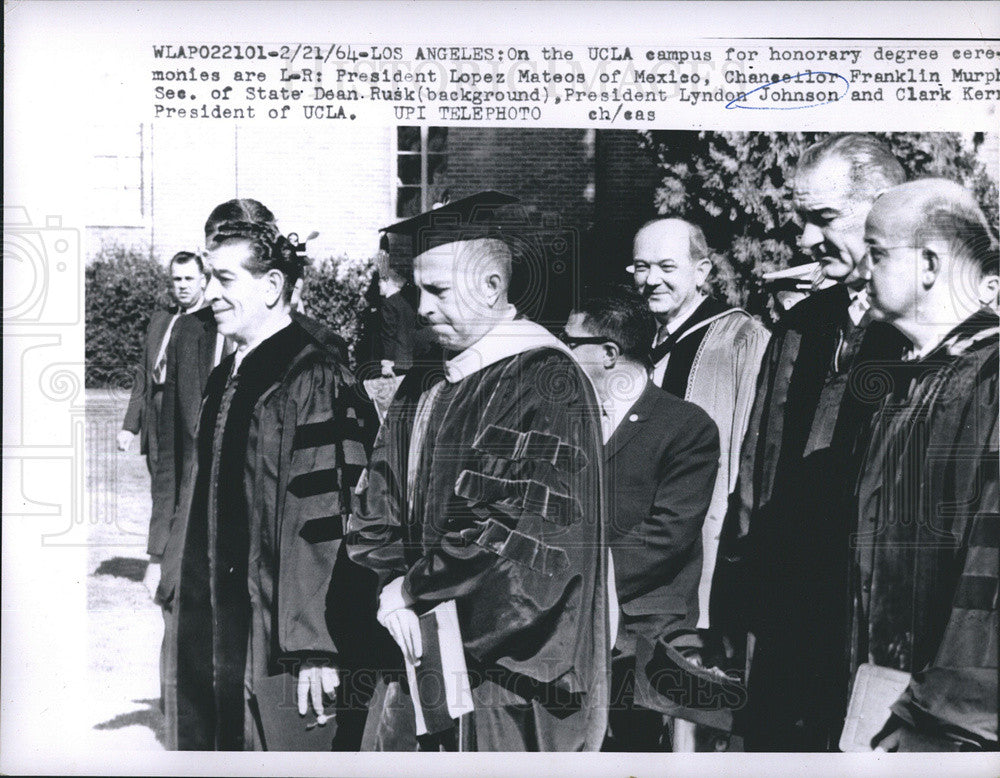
[562,286,720,751]
[118,251,208,469]
[374,250,435,377]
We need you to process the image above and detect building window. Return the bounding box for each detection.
[396,126,448,218]
[90,124,145,226]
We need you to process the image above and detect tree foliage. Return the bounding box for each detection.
[299,253,376,366]
[641,131,999,320]
[85,243,170,388]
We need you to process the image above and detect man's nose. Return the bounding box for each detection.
[204,276,221,300]
[418,290,435,319]
[645,264,667,285]
[799,223,823,249]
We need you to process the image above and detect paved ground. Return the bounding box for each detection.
[85,389,165,750]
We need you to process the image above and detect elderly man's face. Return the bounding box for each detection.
[204,240,283,345]
[414,241,498,352]
[863,203,921,323]
[793,154,873,287]
[632,222,710,323]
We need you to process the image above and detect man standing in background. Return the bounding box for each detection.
[720,134,908,751]
[118,250,209,596]
[374,250,435,378]
[630,218,769,748]
[562,287,719,751]
[117,251,208,466]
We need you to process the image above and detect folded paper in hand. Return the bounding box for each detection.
[404,600,474,736]
[839,662,912,752]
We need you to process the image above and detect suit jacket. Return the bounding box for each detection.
[122,308,176,457]
[605,382,720,656]
[150,306,217,565]
[379,285,434,373]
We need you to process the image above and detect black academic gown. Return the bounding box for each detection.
[718,284,908,751]
[348,341,610,752]
[173,319,379,751]
[850,309,998,749]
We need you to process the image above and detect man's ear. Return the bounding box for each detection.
[694,256,714,291]
[602,342,620,370]
[920,245,941,289]
[977,274,1000,309]
[482,271,503,307]
[264,268,286,307]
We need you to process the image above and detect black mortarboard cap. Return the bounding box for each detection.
[380,191,521,266]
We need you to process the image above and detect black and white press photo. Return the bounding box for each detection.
[4,2,999,775]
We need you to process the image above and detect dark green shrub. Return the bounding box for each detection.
[85,244,169,388]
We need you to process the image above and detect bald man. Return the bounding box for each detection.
[349,195,610,752]
[849,179,998,751]
[629,218,768,746]
[723,134,911,751]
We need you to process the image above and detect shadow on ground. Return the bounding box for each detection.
[94,698,165,746]
[93,556,149,582]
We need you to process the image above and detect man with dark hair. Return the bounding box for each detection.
[167,201,378,751]
[850,179,998,751]
[348,192,610,752]
[719,133,910,751]
[563,287,719,751]
[630,217,768,748]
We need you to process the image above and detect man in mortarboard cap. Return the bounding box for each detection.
[348,192,611,751]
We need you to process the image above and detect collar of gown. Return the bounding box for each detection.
[233,313,293,375]
[444,309,572,384]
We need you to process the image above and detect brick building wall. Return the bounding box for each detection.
[592,130,660,283]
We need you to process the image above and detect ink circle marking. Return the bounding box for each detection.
[725,71,850,110]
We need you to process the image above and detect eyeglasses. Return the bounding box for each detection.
[863,244,920,267]
[558,331,621,350]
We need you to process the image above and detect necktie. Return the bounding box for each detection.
[600,400,614,444]
[153,314,180,384]
[649,327,679,369]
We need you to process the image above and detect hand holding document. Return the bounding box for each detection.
[402,601,474,737]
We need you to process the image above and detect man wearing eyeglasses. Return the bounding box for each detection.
[562,286,719,751]
[720,134,911,752]
[629,217,768,748]
[848,179,998,752]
